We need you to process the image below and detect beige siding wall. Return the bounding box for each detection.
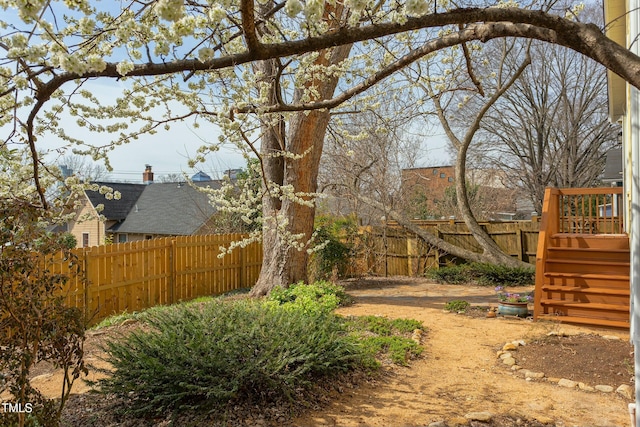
[68,198,105,248]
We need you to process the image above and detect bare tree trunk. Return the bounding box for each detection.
[251,8,352,295]
[251,109,332,296]
[454,142,525,267]
[357,194,490,263]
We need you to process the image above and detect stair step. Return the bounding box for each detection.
[539,300,628,312]
[541,286,630,296]
[544,272,629,281]
[537,314,629,329]
[549,234,629,250]
[551,233,628,238]
[548,247,629,253]
[545,258,629,267]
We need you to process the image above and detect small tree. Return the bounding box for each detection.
[0,151,87,427]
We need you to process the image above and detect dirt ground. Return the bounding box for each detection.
[28,276,635,426]
[292,277,633,427]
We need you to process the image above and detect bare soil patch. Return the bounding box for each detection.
[27,276,633,426]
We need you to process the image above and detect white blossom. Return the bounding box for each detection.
[116,60,135,76]
[155,0,185,22]
[198,47,215,61]
[406,0,429,16]
[285,0,303,17]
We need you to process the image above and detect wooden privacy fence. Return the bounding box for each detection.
[51,234,262,324]
[354,220,540,277]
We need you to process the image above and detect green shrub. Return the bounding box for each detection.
[310,215,357,281]
[444,300,470,312]
[427,263,534,286]
[426,264,471,284]
[99,299,366,416]
[470,262,535,286]
[267,281,352,315]
[345,315,424,366]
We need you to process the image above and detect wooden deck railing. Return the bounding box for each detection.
[553,187,624,234]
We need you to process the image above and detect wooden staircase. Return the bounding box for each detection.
[534,188,630,329]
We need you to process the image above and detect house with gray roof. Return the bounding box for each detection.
[67,166,222,247]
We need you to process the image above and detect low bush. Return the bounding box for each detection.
[427,263,534,286]
[426,264,471,284]
[444,300,470,312]
[99,299,366,416]
[267,280,352,315]
[346,315,424,367]
[98,282,424,419]
[470,263,535,286]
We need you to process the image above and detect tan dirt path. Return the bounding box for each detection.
[293,277,631,427]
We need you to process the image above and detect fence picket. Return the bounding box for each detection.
[45,234,261,324]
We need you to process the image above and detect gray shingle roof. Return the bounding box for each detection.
[86,182,146,221]
[110,181,220,235]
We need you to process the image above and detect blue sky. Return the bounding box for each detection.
[37,79,248,183]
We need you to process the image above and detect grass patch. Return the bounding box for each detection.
[346,315,424,367]
[358,336,423,366]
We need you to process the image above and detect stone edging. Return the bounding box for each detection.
[496,332,634,400]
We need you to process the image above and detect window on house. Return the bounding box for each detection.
[440,173,446,178]
[432,169,438,175]
[448,177,454,182]
[145,235,153,240]
[82,233,89,248]
[118,234,127,243]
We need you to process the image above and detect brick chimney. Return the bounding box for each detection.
[143,164,154,184]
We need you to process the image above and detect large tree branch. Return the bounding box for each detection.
[32,9,640,95]
[20,7,640,207]
[356,193,489,264]
[241,0,262,53]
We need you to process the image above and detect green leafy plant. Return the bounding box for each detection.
[310,215,358,281]
[98,299,366,416]
[0,196,87,427]
[444,300,471,312]
[346,315,424,366]
[359,336,423,366]
[267,281,352,315]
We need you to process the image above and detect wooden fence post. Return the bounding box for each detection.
[240,240,246,288]
[516,229,524,261]
[169,239,176,304]
[407,234,418,277]
[435,227,442,268]
[83,249,89,321]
